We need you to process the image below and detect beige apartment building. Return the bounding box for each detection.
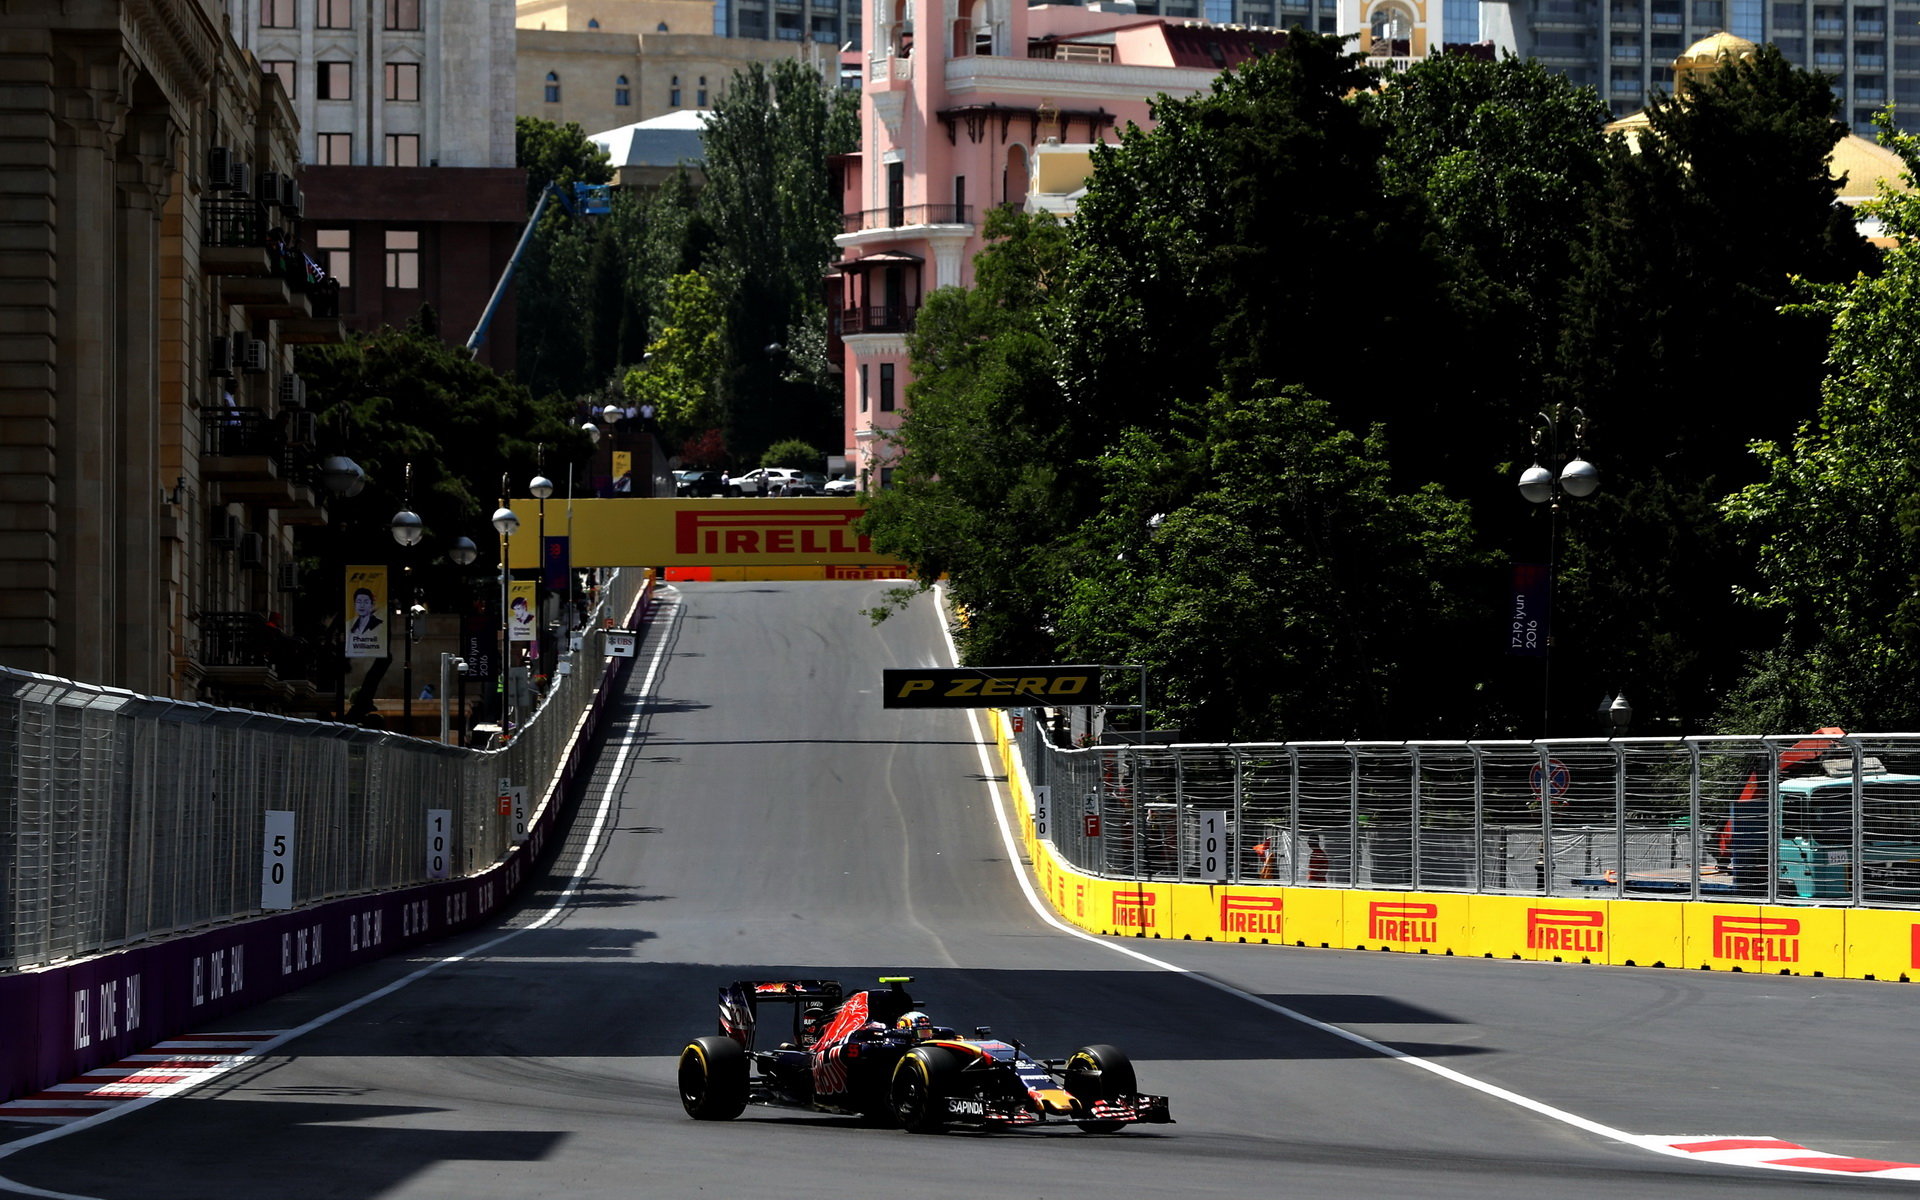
[518,1,843,135]
[0,0,345,705]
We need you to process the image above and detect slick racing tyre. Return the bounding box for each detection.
[1064,1044,1136,1133]
[891,1046,960,1134]
[679,1036,749,1120]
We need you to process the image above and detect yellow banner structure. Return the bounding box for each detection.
[994,713,1920,984]
[504,498,910,572]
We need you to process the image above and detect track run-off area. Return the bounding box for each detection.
[2,581,1918,1199]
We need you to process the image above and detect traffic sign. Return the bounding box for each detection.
[1529,758,1572,801]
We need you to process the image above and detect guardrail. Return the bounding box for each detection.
[0,568,649,974]
[1008,718,1920,908]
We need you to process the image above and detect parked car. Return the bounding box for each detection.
[676,470,732,497]
[823,475,858,496]
[801,472,828,494]
[736,468,810,496]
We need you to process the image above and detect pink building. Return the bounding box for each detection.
[832,4,1293,483]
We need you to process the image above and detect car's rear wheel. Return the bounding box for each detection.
[891,1046,959,1133]
[679,1036,749,1120]
[1065,1044,1135,1132]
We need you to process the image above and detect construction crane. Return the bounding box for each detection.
[465,181,613,355]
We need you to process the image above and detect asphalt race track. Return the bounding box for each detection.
[3,581,1919,1198]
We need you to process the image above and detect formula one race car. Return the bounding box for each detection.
[677,976,1172,1133]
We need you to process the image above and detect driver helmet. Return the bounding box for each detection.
[895,1011,934,1042]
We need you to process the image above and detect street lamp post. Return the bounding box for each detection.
[491,479,520,735]
[530,464,554,690]
[317,455,366,720]
[1517,406,1601,737]
[389,464,425,732]
[448,535,478,744]
[600,403,625,494]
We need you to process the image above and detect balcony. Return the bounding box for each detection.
[193,611,321,708]
[201,407,318,508]
[840,303,919,334]
[202,198,273,276]
[841,203,972,233]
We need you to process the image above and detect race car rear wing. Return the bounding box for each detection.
[717,979,845,1051]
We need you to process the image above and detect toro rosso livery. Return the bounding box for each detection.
[677,976,1172,1133]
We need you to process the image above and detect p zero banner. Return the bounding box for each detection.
[883,666,1102,709]
[503,499,908,569]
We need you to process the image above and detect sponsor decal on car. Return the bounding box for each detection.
[946,1097,986,1116]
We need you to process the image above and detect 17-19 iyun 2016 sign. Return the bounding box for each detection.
[882,666,1102,709]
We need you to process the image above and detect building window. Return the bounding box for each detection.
[860,363,869,413]
[671,75,682,106]
[385,230,420,289]
[879,362,895,412]
[777,11,805,38]
[262,60,295,97]
[315,229,352,288]
[385,133,420,167]
[385,0,421,29]
[545,72,561,103]
[316,133,352,165]
[317,62,352,100]
[386,62,420,101]
[616,75,631,105]
[698,76,709,105]
[589,17,601,26]
[318,0,353,29]
[261,0,294,27]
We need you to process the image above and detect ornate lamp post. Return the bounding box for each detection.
[491,479,520,734]
[1517,406,1601,737]
[447,535,478,744]
[529,465,554,691]
[389,464,424,732]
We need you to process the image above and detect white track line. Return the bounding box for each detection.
[0,589,681,1196]
[939,586,1920,1182]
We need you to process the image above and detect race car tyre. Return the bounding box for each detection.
[891,1046,960,1134]
[1065,1044,1136,1133]
[679,1036,749,1120]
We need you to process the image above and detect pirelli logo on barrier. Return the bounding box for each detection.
[1112,890,1157,929]
[881,665,1102,709]
[1219,893,1284,936]
[1369,901,1438,944]
[1712,915,1800,965]
[1527,908,1605,954]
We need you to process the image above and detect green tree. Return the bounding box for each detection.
[860,209,1081,667]
[626,271,727,441]
[513,117,616,402]
[1719,119,1920,730]
[697,58,858,459]
[761,438,823,471]
[1056,388,1485,740]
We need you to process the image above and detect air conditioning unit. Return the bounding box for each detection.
[240,336,270,374]
[286,410,317,447]
[276,562,304,593]
[229,160,253,198]
[281,177,303,217]
[258,171,284,209]
[208,145,234,190]
[238,532,266,569]
[209,507,241,548]
[278,373,306,409]
[208,333,234,377]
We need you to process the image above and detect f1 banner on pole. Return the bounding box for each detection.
[882,666,1103,709]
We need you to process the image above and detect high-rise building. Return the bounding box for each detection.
[234,0,528,368]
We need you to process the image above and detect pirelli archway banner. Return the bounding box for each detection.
[882,666,1103,709]
[503,499,908,569]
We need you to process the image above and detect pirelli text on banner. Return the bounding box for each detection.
[881,666,1102,709]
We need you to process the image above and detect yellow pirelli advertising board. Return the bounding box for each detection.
[504,498,908,568]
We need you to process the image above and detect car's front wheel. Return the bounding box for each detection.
[891,1046,959,1133]
[1064,1043,1135,1132]
[679,1036,749,1120]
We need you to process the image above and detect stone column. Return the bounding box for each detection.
[50,36,133,688]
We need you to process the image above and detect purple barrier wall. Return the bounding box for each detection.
[0,577,656,1104]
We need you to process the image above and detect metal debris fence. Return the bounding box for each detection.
[0,568,648,973]
[1009,719,1920,908]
